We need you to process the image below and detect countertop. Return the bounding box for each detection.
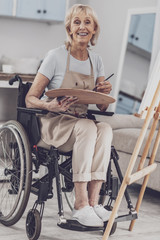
[0,72,35,82]
[0,72,35,88]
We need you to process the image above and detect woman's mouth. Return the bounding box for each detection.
[77,32,88,36]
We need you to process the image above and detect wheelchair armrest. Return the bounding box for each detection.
[17,107,49,115]
[87,109,114,116]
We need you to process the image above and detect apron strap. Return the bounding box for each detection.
[66,47,94,77]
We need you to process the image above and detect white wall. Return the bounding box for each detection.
[0,17,66,59]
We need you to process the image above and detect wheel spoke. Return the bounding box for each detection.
[0,121,32,226]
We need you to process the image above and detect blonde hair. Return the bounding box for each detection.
[65,4,100,49]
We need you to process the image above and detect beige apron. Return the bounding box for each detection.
[39,49,95,148]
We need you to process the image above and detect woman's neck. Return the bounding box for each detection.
[70,44,88,61]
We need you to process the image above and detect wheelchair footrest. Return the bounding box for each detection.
[57,219,103,231]
[115,211,138,222]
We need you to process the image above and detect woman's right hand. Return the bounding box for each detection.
[46,96,78,112]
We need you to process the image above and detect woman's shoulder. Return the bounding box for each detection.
[45,45,67,59]
[88,49,103,64]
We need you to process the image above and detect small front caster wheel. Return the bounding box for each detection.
[26,209,41,240]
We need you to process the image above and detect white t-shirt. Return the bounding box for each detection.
[38,45,105,90]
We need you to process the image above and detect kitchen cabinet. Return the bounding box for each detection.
[128,13,155,53]
[116,91,141,114]
[0,0,13,16]
[16,0,66,21]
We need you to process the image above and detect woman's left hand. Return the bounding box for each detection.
[96,81,112,94]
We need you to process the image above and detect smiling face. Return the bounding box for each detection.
[69,12,96,47]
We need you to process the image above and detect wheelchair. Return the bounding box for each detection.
[0,75,137,240]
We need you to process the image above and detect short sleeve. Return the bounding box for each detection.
[38,50,56,80]
[97,55,105,78]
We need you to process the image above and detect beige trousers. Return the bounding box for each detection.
[58,119,113,182]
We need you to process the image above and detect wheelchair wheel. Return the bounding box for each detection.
[60,156,75,210]
[26,209,41,240]
[63,185,75,211]
[0,120,32,226]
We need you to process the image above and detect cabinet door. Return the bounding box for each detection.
[42,0,66,21]
[133,13,155,52]
[128,15,140,43]
[16,0,42,20]
[128,13,155,53]
[16,0,66,21]
[0,0,13,16]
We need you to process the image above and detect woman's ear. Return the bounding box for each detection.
[93,24,97,34]
[68,28,72,35]
[67,26,73,40]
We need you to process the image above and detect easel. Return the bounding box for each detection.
[102,81,160,239]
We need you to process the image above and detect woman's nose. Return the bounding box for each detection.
[79,22,85,29]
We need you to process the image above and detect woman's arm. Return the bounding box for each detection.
[95,76,112,112]
[25,72,78,112]
[25,72,49,109]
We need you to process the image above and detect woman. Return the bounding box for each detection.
[26,4,113,227]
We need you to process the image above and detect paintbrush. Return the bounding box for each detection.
[92,73,114,91]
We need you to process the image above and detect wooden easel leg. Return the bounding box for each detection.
[102,180,128,239]
[129,174,150,231]
[137,112,159,171]
[129,125,160,231]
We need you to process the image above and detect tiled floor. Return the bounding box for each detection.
[0,184,160,240]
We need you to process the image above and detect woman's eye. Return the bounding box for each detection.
[86,21,91,24]
[74,20,80,24]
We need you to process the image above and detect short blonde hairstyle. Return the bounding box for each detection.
[65,4,100,49]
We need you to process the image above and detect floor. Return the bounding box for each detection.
[0,183,160,240]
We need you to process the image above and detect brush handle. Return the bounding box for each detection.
[92,73,114,91]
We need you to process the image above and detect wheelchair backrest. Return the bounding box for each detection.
[18,81,32,107]
[15,77,41,146]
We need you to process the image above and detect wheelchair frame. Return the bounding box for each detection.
[0,75,137,240]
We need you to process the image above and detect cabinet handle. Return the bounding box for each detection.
[130,34,135,39]
[135,37,139,41]
[43,10,47,14]
[37,10,41,13]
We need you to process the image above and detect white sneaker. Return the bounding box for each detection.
[93,205,113,222]
[72,206,103,227]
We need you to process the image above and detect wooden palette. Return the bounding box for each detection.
[46,88,116,105]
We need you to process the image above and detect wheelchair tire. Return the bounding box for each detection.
[26,209,41,240]
[63,187,75,211]
[60,156,75,211]
[0,120,32,226]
